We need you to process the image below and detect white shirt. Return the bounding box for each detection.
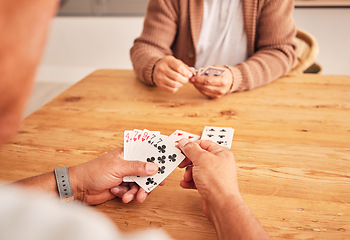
[195,0,248,68]
[0,184,172,240]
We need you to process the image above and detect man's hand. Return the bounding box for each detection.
[177,139,239,217]
[69,148,159,205]
[153,56,194,93]
[190,67,233,99]
[178,139,270,240]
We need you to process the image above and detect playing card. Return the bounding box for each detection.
[123,130,160,182]
[201,126,234,149]
[137,134,168,162]
[195,67,205,76]
[127,129,143,159]
[200,66,226,77]
[123,129,145,182]
[169,130,200,144]
[131,135,185,193]
[123,130,133,160]
[132,130,160,160]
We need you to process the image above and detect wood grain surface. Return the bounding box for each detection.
[0,70,349,239]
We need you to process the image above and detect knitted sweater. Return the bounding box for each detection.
[130,0,297,93]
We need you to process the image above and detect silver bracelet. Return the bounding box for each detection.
[54,166,74,202]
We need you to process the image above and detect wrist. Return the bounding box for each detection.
[151,58,162,86]
[208,191,244,213]
[223,65,234,95]
[207,193,246,238]
[68,166,85,202]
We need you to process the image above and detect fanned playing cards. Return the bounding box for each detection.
[122,127,233,193]
[123,129,200,192]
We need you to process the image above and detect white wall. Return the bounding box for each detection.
[36,8,350,84]
[36,17,144,83]
[293,8,350,75]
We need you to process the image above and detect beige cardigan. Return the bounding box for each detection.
[130,0,297,92]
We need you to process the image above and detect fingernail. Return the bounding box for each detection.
[178,138,190,149]
[181,66,193,78]
[140,191,148,203]
[146,163,158,173]
[125,194,134,203]
[187,71,194,78]
[111,186,120,194]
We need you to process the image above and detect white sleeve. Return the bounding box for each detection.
[0,184,172,240]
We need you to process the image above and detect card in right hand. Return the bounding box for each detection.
[200,126,234,149]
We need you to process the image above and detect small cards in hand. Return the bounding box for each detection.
[195,66,226,77]
[123,129,200,192]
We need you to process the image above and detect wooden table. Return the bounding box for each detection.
[0,70,349,239]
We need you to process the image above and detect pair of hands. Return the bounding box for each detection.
[71,139,240,213]
[153,56,233,99]
[68,140,269,239]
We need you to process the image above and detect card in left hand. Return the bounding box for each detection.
[123,129,199,192]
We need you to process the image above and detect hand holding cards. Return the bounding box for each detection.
[191,66,233,99]
[122,127,234,193]
[123,129,200,192]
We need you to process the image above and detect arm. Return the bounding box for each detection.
[15,148,159,205]
[130,0,193,91]
[190,0,296,99]
[229,0,297,92]
[0,0,59,146]
[130,0,178,85]
[178,139,270,240]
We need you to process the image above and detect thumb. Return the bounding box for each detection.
[119,161,158,177]
[178,139,206,165]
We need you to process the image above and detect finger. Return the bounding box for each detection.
[119,182,130,187]
[159,180,165,186]
[188,67,196,73]
[194,82,227,95]
[178,157,192,168]
[197,140,228,153]
[161,75,184,89]
[136,188,149,203]
[204,77,226,87]
[118,161,158,179]
[156,77,182,93]
[180,139,227,156]
[193,84,226,99]
[85,191,116,205]
[178,139,207,165]
[193,85,218,99]
[164,66,190,85]
[191,75,211,85]
[168,57,193,78]
[184,165,193,182]
[180,180,196,189]
[158,83,180,93]
[110,185,129,198]
[122,183,139,203]
[198,89,221,99]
